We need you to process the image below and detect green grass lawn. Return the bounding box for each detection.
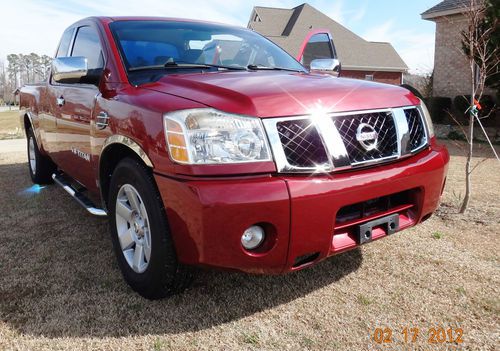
[0,110,24,139]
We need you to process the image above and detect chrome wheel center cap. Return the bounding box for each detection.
[133,220,144,238]
[130,211,144,237]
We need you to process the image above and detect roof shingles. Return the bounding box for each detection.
[421,0,471,19]
[250,7,294,36]
[248,3,408,72]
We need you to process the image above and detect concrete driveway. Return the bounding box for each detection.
[0,106,19,113]
[0,138,25,153]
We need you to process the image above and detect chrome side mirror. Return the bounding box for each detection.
[52,57,88,83]
[310,58,341,77]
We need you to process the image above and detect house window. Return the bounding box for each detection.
[365,74,374,81]
[301,33,334,69]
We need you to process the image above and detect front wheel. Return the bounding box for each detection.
[27,128,55,184]
[108,158,193,299]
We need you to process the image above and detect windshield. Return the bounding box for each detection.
[110,20,306,74]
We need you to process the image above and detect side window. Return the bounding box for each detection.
[302,33,334,69]
[71,26,104,71]
[56,28,74,58]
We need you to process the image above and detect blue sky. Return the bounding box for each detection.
[0,0,440,73]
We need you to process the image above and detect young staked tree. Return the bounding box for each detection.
[459,0,500,213]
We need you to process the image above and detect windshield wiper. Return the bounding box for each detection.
[202,63,247,71]
[247,64,303,73]
[128,62,213,72]
[165,60,246,71]
[164,60,248,71]
[129,61,248,72]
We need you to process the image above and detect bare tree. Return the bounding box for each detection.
[0,60,5,104]
[403,71,433,98]
[458,0,499,213]
[39,55,52,81]
[7,54,20,88]
[4,53,54,102]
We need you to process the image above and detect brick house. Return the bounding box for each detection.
[248,3,408,85]
[422,0,495,99]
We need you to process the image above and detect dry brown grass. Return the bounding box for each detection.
[0,140,498,351]
[0,110,23,140]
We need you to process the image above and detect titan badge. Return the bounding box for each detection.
[71,147,90,162]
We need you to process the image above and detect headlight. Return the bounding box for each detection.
[418,98,435,138]
[164,109,272,164]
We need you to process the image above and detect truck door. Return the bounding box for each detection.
[42,27,75,153]
[51,25,105,189]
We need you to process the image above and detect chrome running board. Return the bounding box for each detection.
[52,173,107,217]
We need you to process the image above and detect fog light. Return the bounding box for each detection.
[241,225,265,250]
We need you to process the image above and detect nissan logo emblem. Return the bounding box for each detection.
[356,123,378,151]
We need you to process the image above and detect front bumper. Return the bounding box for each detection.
[154,141,449,274]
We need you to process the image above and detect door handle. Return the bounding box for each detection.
[56,96,65,107]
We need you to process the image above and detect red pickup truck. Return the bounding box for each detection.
[20,17,449,299]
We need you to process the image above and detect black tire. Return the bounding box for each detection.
[108,157,193,299]
[27,127,55,184]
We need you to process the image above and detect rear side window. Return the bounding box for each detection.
[56,29,74,58]
[302,33,334,69]
[71,26,104,70]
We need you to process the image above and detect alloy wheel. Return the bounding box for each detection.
[115,184,152,273]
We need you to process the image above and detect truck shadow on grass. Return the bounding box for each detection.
[0,161,362,338]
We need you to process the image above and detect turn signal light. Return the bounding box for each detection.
[164,119,189,163]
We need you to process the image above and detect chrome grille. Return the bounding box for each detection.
[405,108,426,151]
[276,120,328,167]
[262,106,429,174]
[333,112,398,164]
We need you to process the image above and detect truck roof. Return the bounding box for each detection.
[74,16,238,28]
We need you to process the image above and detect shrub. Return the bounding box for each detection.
[447,130,466,141]
[425,97,452,124]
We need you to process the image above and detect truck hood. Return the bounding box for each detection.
[144,71,419,117]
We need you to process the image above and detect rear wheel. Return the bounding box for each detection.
[108,157,193,299]
[27,128,55,184]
